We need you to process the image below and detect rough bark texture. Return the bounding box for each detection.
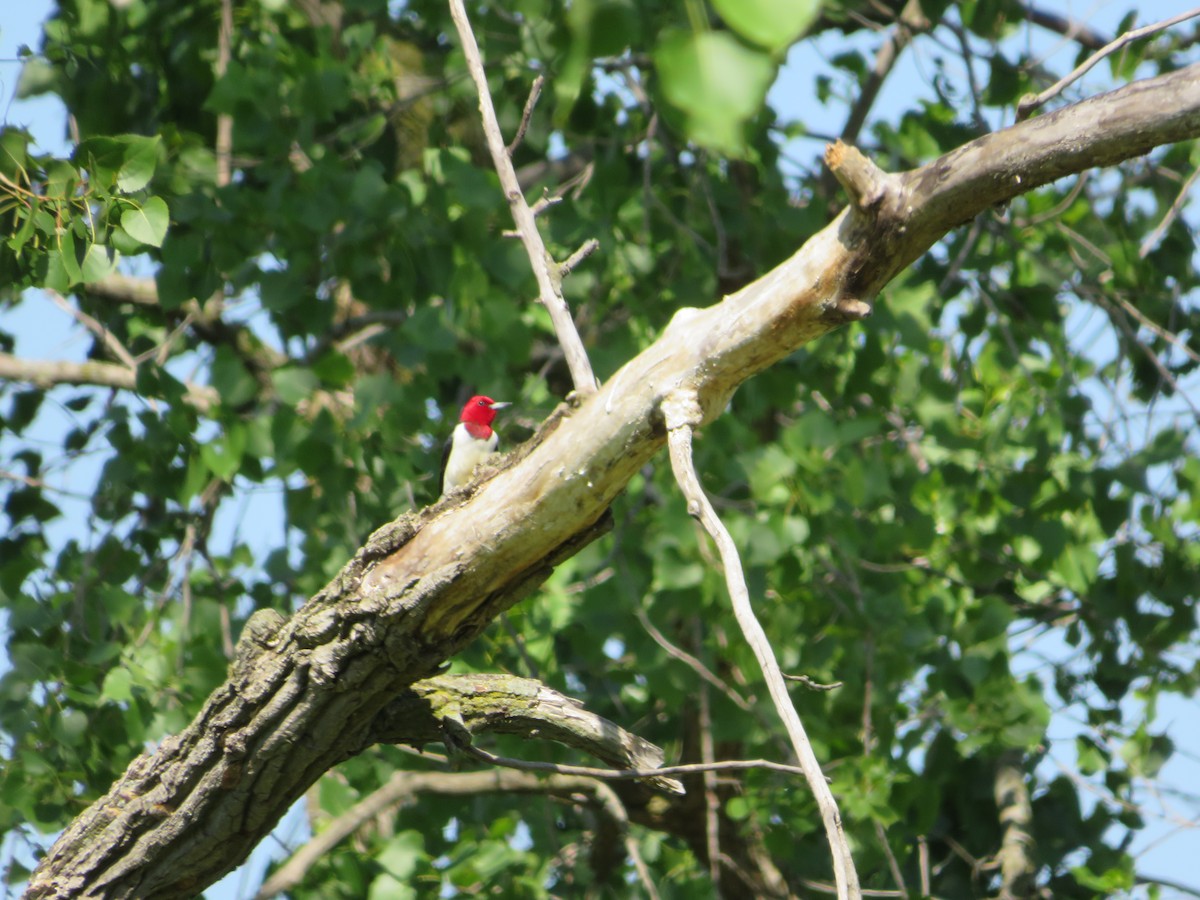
[26,62,1200,899]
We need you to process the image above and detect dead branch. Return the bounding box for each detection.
[0,351,217,413]
[1018,9,1200,120]
[447,0,598,395]
[256,769,630,899]
[661,389,859,899]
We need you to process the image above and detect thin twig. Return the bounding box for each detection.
[1139,163,1200,258]
[634,605,753,711]
[1018,8,1200,120]
[1117,292,1200,365]
[215,0,234,187]
[660,390,860,900]
[256,769,633,899]
[48,291,138,372]
[455,741,814,782]
[697,669,722,888]
[447,0,598,394]
[507,74,544,155]
[782,673,844,692]
[559,238,600,278]
[1020,2,1110,51]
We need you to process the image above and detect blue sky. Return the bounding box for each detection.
[2,2,1198,898]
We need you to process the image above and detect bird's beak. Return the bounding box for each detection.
[489,401,511,409]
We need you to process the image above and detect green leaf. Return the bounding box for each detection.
[271,366,319,406]
[120,196,170,247]
[654,30,776,156]
[101,667,135,703]
[711,0,820,52]
[15,57,59,99]
[80,241,118,283]
[376,831,425,881]
[0,128,30,180]
[116,135,162,192]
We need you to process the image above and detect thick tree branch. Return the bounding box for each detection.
[373,672,685,795]
[26,63,1200,899]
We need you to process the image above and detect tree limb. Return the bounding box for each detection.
[1018,9,1200,120]
[994,751,1036,899]
[0,352,217,413]
[447,0,599,396]
[256,769,631,899]
[661,389,859,899]
[25,63,1200,899]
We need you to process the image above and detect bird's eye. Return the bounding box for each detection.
[478,399,486,406]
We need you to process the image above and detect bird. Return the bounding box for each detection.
[440,395,511,496]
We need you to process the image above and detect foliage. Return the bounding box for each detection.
[1,0,1198,897]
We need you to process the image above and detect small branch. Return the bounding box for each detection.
[455,740,812,783]
[698,676,722,888]
[0,351,217,413]
[83,272,161,306]
[660,389,860,900]
[1021,2,1110,51]
[634,605,753,711]
[255,769,631,899]
[447,0,599,395]
[994,751,1036,899]
[1139,162,1200,258]
[374,672,686,795]
[48,291,138,372]
[783,673,844,692]
[215,0,234,187]
[825,140,893,212]
[1115,292,1200,366]
[1018,8,1200,120]
[559,238,600,278]
[507,74,544,155]
[840,0,928,146]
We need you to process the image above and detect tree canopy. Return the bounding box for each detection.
[1,1,1198,898]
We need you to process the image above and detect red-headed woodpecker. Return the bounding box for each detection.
[440,395,511,496]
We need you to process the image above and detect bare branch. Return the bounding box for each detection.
[374,672,685,796]
[447,0,598,395]
[698,678,722,887]
[1139,162,1200,258]
[1020,2,1111,51]
[256,769,630,899]
[215,0,234,187]
[454,740,814,783]
[0,351,217,413]
[559,238,600,278]
[840,0,928,146]
[783,673,844,692]
[634,605,753,711]
[47,291,138,372]
[1018,8,1200,120]
[660,389,860,900]
[995,752,1036,899]
[82,273,160,306]
[507,73,544,155]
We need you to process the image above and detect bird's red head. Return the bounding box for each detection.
[459,395,510,427]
